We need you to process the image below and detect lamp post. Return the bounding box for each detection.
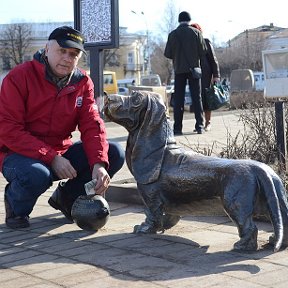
[131,10,151,75]
[135,40,141,86]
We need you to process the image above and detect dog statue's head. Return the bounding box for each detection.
[104,90,170,184]
[104,91,149,132]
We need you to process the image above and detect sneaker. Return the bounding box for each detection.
[194,128,204,134]
[48,183,74,222]
[205,124,211,131]
[4,194,30,229]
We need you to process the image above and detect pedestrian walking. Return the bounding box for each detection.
[164,11,207,135]
[191,23,221,131]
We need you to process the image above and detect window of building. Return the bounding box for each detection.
[2,57,11,71]
[127,52,133,64]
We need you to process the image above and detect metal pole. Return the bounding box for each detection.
[141,12,151,75]
[275,101,287,173]
[88,48,105,117]
[131,10,150,75]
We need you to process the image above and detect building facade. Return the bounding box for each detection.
[1,21,287,88]
[0,22,147,86]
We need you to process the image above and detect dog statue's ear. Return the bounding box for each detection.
[130,93,168,184]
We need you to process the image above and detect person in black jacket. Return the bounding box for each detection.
[164,11,207,135]
[191,23,220,131]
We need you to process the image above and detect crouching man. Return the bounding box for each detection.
[0,26,125,228]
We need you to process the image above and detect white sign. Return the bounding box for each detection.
[262,48,288,98]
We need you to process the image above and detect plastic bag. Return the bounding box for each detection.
[204,83,230,110]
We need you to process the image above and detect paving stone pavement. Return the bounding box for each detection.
[1,109,288,288]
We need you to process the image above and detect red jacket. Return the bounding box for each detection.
[0,52,109,171]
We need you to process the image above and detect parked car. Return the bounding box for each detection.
[168,85,192,107]
[103,70,118,95]
[140,74,162,86]
[118,87,129,95]
[166,85,174,94]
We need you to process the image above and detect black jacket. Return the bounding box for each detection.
[201,38,220,89]
[164,23,207,74]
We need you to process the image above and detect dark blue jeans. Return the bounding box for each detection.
[2,141,125,217]
[173,72,204,132]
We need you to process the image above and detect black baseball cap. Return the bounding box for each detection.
[48,26,86,54]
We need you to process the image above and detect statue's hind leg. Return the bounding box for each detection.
[233,218,258,251]
[223,181,258,251]
[224,205,258,251]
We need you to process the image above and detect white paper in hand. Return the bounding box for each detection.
[84,179,97,195]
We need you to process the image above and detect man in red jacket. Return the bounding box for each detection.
[0,26,125,229]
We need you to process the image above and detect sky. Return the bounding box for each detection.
[0,0,287,45]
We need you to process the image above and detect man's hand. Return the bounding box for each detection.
[51,155,77,179]
[92,163,110,196]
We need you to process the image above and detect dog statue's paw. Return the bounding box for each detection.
[133,223,162,234]
[233,228,258,252]
[162,214,181,230]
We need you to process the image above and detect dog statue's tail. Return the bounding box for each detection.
[256,166,285,252]
[271,174,288,250]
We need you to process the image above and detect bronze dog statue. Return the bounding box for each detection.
[104,91,288,252]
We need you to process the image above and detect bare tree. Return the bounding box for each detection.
[0,23,32,69]
[158,0,179,36]
[150,39,169,83]
[104,49,120,67]
[216,29,268,78]
[154,0,180,84]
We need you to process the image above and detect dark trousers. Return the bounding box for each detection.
[173,72,204,132]
[2,141,125,217]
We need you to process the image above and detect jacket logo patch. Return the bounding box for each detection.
[76,96,83,107]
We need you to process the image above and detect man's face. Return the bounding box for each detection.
[45,40,82,77]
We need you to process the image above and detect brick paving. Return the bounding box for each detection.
[1,110,288,288]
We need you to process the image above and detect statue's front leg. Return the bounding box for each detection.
[133,184,164,234]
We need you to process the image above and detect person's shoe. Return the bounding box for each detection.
[205,123,212,132]
[4,194,30,229]
[48,183,74,222]
[197,129,205,134]
[193,128,204,134]
[173,130,183,136]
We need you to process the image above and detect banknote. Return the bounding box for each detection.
[84,179,97,195]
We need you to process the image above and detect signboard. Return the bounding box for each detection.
[74,0,119,49]
[262,48,288,98]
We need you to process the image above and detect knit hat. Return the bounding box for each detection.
[178,11,191,23]
[49,26,86,54]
